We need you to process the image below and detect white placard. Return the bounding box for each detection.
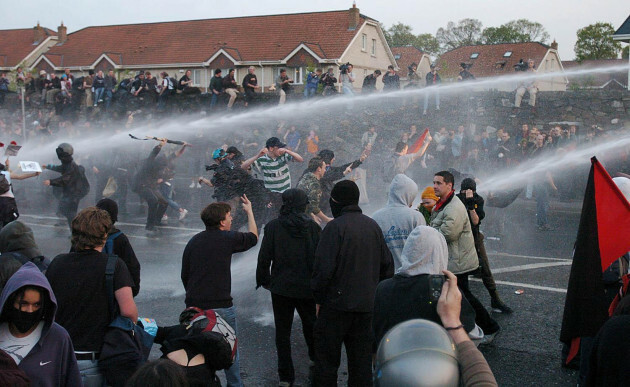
[19,161,42,173]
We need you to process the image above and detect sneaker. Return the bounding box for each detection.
[162,215,168,221]
[479,326,501,346]
[178,209,188,221]
[189,181,195,188]
[491,298,513,314]
[196,182,202,188]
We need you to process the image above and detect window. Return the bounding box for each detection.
[503,51,512,58]
[277,67,303,85]
[394,54,401,60]
[192,69,201,86]
[470,53,479,59]
[371,39,376,55]
[362,34,367,51]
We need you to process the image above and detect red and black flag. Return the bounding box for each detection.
[407,128,430,154]
[560,157,630,364]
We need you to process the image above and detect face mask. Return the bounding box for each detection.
[7,307,44,334]
[330,198,345,218]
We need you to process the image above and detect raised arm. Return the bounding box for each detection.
[241,147,267,170]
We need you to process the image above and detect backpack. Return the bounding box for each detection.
[103,231,123,255]
[168,77,178,95]
[180,307,237,370]
[1,251,50,272]
[0,173,11,195]
[72,164,90,199]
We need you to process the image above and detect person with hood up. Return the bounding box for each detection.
[372,174,426,270]
[311,180,393,386]
[0,221,50,292]
[0,262,81,386]
[95,198,141,297]
[42,143,87,228]
[372,226,481,346]
[256,188,321,386]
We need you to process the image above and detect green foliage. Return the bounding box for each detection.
[436,19,484,52]
[385,23,439,55]
[481,19,549,44]
[574,22,621,62]
[622,45,629,60]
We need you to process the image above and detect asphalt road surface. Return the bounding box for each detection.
[18,192,581,386]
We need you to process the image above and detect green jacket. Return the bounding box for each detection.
[430,194,479,274]
[297,172,323,215]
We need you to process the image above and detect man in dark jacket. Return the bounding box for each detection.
[209,69,224,109]
[133,139,169,232]
[382,65,400,92]
[456,178,512,314]
[361,70,381,93]
[96,198,141,297]
[311,180,394,386]
[315,149,365,216]
[42,143,87,228]
[256,189,321,386]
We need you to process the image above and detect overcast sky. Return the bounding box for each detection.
[6,0,629,60]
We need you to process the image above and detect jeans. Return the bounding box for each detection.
[104,89,113,110]
[304,87,316,98]
[136,185,168,229]
[59,196,79,228]
[423,89,440,113]
[159,182,181,211]
[210,92,220,108]
[475,233,497,294]
[313,306,373,387]
[214,306,242,387]
[271,293,316,383]
[342,85,354,96]
[77,359,105,387]
[93,88,105,105]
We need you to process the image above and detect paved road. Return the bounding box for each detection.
[19,194,581,386]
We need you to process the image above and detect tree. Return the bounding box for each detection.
[436,19,484,52]
[481,25,528,44]
[574,22,622,62]
[504,19,550,43]
[384,23,440,56]
[623,45,629,60]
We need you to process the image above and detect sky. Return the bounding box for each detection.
[5,0,629,60]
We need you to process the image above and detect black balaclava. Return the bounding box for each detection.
[6,307,44,333]
[279,189,310,235]
[329,180,360,218]
[96,198,119,224]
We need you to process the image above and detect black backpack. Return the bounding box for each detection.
[168,77,178,95]
[0,173,10,195]
[72,164,90,199]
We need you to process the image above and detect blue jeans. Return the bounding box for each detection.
[93,88,105,105]
[159,182,181,211]
[304,87,316,98]
[104,89,113,110]
[214,306,242,387]
[210,92,220,108]
[342,85,354,96]
[423,89,440,113]
[77,359,105,387]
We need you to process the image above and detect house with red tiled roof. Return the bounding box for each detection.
[436,41,567,91]
[390,46,432,86]
[613,14,630,90]
[31,5,396,93]
[562,59,628,90]
[0,23,59,77]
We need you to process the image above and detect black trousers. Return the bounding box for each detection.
[271,293,316,383]
[59,196,79,228]
[475,233,497,294]
[136,186,167,229]
[456,272,500,334]
[313,306,373,387]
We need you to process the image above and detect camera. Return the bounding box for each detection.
[428,275,445,304]
[339,62,351,74]
[513,59,528,72]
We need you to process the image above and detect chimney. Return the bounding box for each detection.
[550,40,558,50]
[57,22,67,44]
[33,22,45,44]
[348,2,359,31]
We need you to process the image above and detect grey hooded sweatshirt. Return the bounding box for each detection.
[371,174,426,270]
[0,262,81,386]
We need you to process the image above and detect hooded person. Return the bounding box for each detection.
[0,262,81,386]
[372,174,426,270]
[96,199,141,297]
[0,221,50,275]
[42,143,88,228]
[256,188,321,385]
[372,226,480,346]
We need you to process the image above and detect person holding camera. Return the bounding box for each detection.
[276,69,293,105]
[456,178,512,314]
[304,68,322,99]
[458,63,475,82]
[320,68,337,96]
[406,63,420,88]
[382,65,400,92]
[339,63,355,96]
[514,58,538,111]
[372,225,480,346]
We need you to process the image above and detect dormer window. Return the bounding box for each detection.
[503,51,512,58]
[394,54,401,60]
[470,53,479,59]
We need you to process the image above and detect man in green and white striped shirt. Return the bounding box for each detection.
[241,137,304,211]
